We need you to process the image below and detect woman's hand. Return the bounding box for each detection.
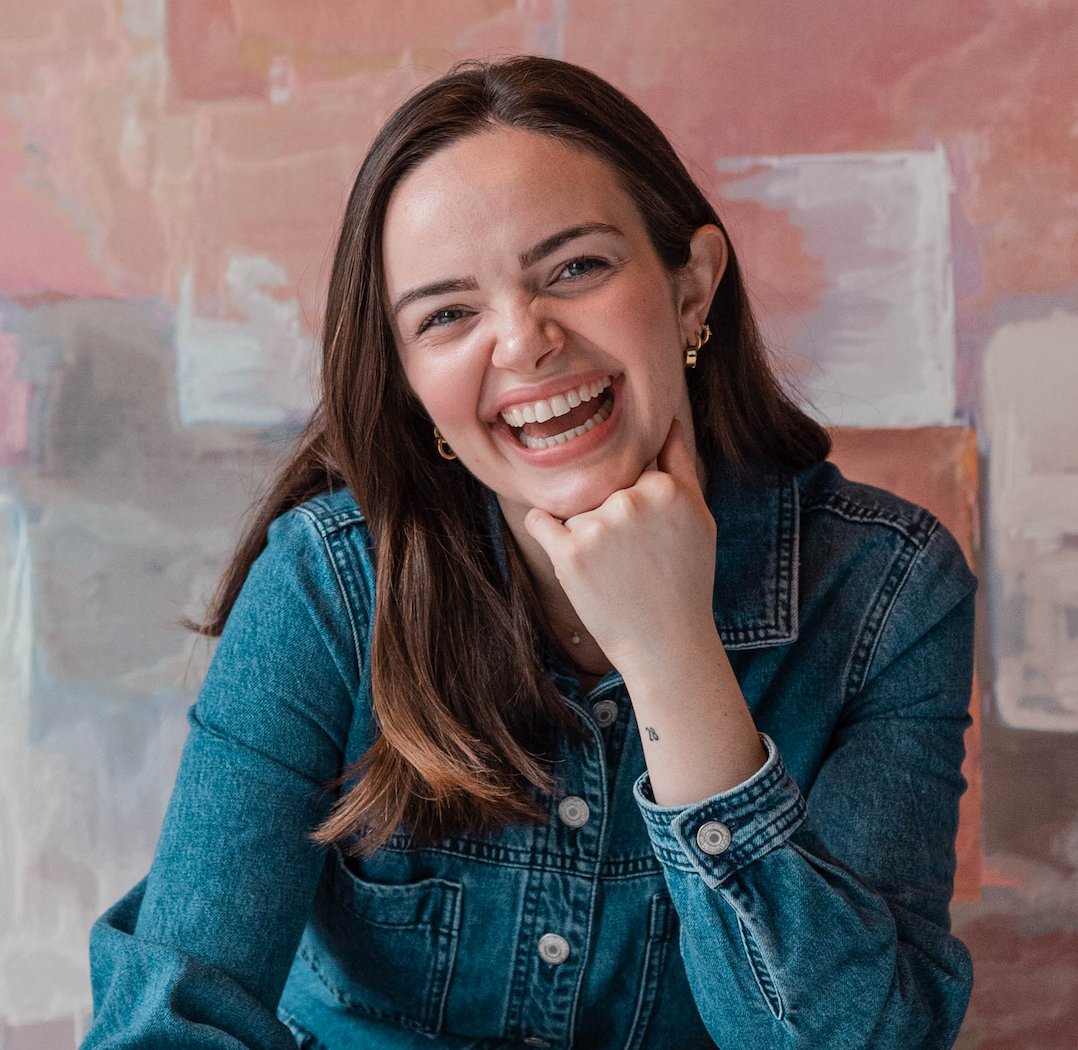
[524,419,765,803]
[523,419,717,680]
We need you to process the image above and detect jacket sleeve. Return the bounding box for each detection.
[83,506,366,1048]
[633,522,976,1050]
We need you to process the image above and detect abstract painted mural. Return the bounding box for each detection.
[1,1,1076,1046]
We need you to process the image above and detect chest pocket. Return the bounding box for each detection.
[301,848,463,1036]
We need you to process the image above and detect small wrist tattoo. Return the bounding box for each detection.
[645,726,660,741]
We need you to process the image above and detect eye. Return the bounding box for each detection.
[416,307,467,335]
[557,257,607,281]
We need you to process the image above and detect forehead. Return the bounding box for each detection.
[382,127,645,283]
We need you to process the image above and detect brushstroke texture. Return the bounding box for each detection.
[0,328,31,467]
[718,149,956,427]
[982,312,1078,732]
[176,257,313,426]
[0,1,1075,1044]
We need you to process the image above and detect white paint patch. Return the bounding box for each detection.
[521,0,568,58]
[268,54,295,105]
[0,492,32,732]
[983,310,1078,731]
[176,255,316,427]
[717,147,957,427]
[119,108,150,190]
[0,489,194,1022]
[120,0,166,39]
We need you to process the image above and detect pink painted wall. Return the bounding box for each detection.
[1,2,1075,1045]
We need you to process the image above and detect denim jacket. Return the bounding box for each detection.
[84,458,976,1049]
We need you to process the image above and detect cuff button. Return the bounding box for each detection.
[696,820,732,855]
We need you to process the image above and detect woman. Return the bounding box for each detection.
[85,56,976,1049]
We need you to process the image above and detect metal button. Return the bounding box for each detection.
[557,795,590,828]
[696,820,732,855]
[537,932,570,965]
[591,698,618,726]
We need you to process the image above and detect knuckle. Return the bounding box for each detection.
[608,489,637,516]
[574,519,605,548]
[652,475,677,501]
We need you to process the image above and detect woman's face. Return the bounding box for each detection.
[383,127,710,524]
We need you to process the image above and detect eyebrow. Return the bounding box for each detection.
[517,222,624,269]
[390,222,624,317]
[391,277,479,317]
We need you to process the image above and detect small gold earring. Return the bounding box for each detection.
[434,426,457,461]
[684,323,711,368]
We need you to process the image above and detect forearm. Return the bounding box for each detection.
[634,735,971,1050]
[621,628,766,805]
[675,835,971,1049]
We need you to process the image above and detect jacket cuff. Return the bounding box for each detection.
[633,734,806,889]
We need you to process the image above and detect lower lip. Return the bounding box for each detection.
[494,377,624,466]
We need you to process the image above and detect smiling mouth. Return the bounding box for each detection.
[499,376,615,449]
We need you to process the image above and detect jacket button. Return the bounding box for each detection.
[696,820,732,855]
[591,698,618,726]
[557,795,590,828]
[537,933,571,965]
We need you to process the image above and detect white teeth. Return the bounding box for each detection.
[499,376,612,427]
[517,396,614,449]
[550,394,570,416]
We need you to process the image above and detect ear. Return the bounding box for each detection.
[675,224,728,340]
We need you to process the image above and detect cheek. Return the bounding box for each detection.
[610,293,683,386]
[401,352,480,429]
[602,271,680,346]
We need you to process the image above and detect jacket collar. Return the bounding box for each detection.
[706,463,800,650]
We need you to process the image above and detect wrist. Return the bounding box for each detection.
[616,620,727,694]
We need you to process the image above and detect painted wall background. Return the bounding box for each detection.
[1,1,1075,1046]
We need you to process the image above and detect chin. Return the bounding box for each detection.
[528,471,635,522]
[538,494,605,521]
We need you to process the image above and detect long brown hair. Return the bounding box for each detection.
[194,56,830,855]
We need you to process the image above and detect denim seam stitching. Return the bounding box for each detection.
[737,915,785,1020]
[706,793,807,881]
[713,479,799,647]
[842,523,929,700]
[297,493,367,535]
[297,942,440,1035]
[800,491,935,546]
[624,892,674,1050]
[293,506,365,682]
[849,523,937,699]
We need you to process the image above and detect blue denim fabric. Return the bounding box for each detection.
[83,459,976,1049]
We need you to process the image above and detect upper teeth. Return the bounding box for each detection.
[500,377,612,427]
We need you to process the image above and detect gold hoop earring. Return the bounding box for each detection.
[684,323,711,368]
[434,426,457,461]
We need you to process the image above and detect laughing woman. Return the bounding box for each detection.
[85,56,976,1050]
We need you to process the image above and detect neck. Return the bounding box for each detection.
[500,499,611,675]
[500,499,578,627]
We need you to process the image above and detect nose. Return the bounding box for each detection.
[489,302,565,373]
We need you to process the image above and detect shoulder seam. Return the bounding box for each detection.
[844,523,940,700]
[291,492,367,539]
[801,488,937,549]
